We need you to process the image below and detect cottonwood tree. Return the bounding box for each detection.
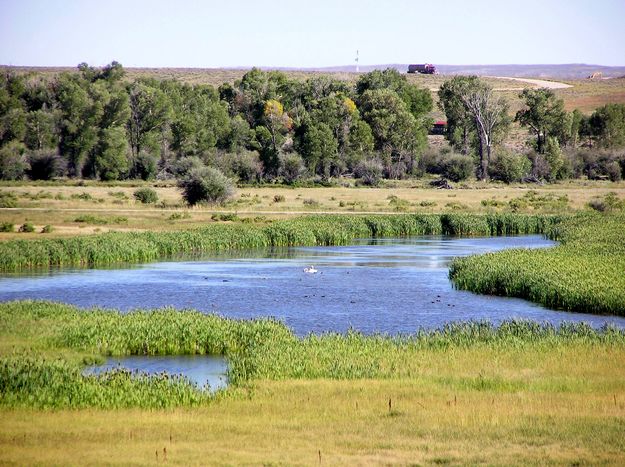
[359,88,426,178]
[457,80,509,181]
[438,76,480,156]
[515,88,567,154]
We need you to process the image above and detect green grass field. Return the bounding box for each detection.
[1,301,625,464]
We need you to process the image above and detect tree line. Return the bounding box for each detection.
[1,62,624,185]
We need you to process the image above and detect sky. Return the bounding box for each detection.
[1,0,624,68]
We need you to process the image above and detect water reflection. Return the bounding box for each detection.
[83,355,228,390]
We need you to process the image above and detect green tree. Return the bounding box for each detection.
[544,137,568,181]
[438,76,480,155]
[299,122,338,178]
[126,82,171,159]
[588,104,625,149]
[359,89,426,177]
[356,68,432,120]
[515,88,567,153]
[56,73,99,176]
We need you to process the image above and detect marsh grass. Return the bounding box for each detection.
[0,213,560,271]
[450,213,625,314]
[1,301,624,410]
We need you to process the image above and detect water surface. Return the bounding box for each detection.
[2,235,624,334]
[83,355,227,390]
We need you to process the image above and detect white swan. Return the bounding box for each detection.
[303,265,318,274]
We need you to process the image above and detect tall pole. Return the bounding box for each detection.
[355,50,359,73]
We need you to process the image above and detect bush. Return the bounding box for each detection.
[219,151,263,183]
[587,192,624,213]
[133,187,158,204]
[26,151,65,180]
[172,157,205,178]
[0,142,28,180]
[354,158,383,186]
[280,153,306,184]
[130,151,158,180]
[489,150,531,183]
[41,225,53,234]
[178,167,235,205]
[0,222,14,232]
[571,149,624,181]
[273,194,285,203]
[440,154,474,182]
[18,222,35,233]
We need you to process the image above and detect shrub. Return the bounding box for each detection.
[18,223,35,233]
[220,151,263,183]
[489,150,531,183]
[440,154,474,182]
[178,167,235,205]
[0,222,14,232]
[133,187,158,204]
[167,212,191,221]
[388,195,410,212]
[41,225,54,234]
[587,192,624,213]
[273,194,285,203]
[172,157,205,178]
[71,192,93,201]
[26,151,65,180]
[354,158,383,186]
[130,151,158,180]
[280,153,306,184]
[0,142,28,180]
[571,149,624,181]
[302,198,319,207]
[211,213,239,222]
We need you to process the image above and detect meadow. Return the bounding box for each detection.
[1,178,622,239]
[1,300,625,464]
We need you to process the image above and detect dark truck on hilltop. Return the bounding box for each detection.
[407,64,436,74]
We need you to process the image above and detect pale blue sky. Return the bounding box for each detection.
[1,0,624,67]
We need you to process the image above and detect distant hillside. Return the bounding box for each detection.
[5,63,625,80]
[309,63,625,79]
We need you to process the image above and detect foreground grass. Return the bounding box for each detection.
[2,374,625,465]
[1,300,625,464]
[450,213,625,315]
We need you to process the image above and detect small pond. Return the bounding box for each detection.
[83,355,228,390]
[2,234,625,334]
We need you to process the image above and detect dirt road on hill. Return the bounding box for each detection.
[490,76,573,90]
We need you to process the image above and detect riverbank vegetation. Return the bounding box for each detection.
[2,63,624,191]
[2,300,625,407]
[1,300,624,463]
[450,212,625,314]
[0,212,558,271]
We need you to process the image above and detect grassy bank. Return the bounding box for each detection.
[450,213,625,315]
[0,213,558,271]
[1,301,625,464]
[2,301,624,409]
